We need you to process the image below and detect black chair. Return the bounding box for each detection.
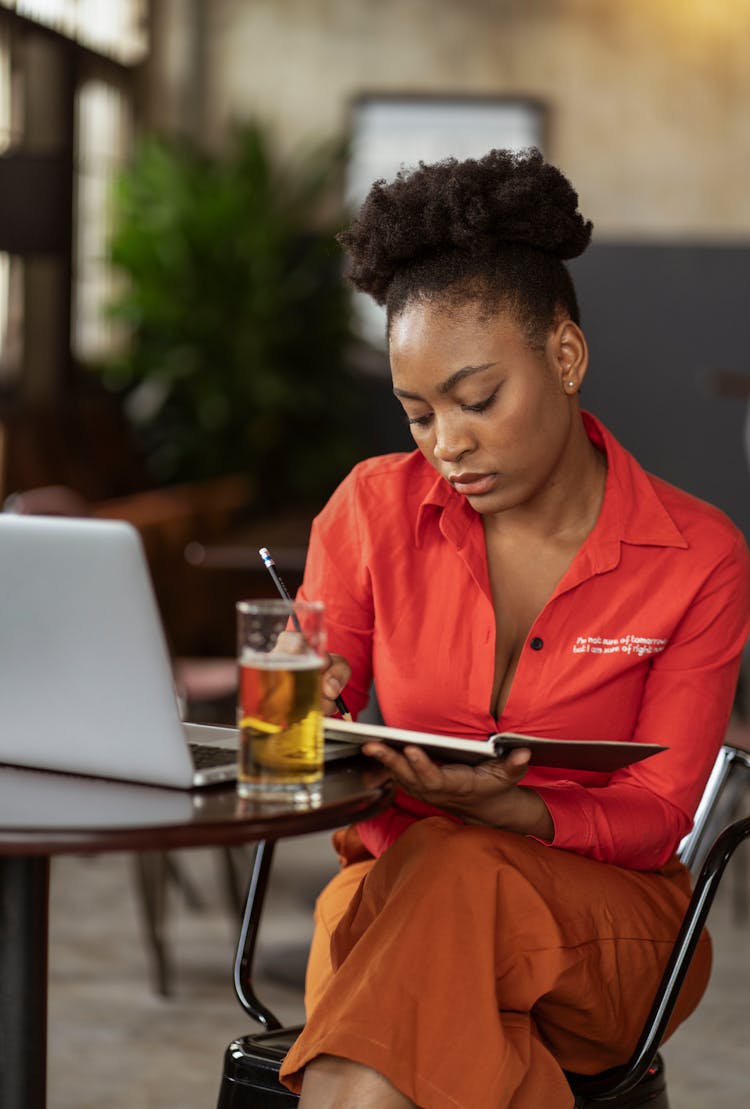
[216,743,750,1109]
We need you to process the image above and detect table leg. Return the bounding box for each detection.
[0,855,50,1109]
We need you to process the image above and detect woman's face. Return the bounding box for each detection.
[389,297,586,518]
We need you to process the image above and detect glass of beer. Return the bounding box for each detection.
[236,599,326,803]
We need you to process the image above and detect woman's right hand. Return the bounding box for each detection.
[321,653,351,716]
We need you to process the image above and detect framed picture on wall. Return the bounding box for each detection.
[345,93,548,351]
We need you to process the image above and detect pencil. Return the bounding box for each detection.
[258,547,352,721]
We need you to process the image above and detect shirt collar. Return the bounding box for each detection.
[413,411,688,561]
[414,466,475,550]
[583,411,687,560]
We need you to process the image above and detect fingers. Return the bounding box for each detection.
[275,629,309,654]
[321,652,352,715]
[362,742,533,812]
[362,743,449,793]
[475,747,531,787]
[502,747,532,781]
[360,763,395,790]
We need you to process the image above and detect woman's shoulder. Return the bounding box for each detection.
[327,451,435,507]
[648,471,749,561]
[592,413,748,563]
[347,449,432,483]
[312,451,437,543]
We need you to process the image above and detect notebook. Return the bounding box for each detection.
[323,719,666,772]
[0,515,358,789]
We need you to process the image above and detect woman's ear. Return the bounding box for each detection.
[548,319,589,395]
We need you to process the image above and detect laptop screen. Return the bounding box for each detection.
[0,515,198,787]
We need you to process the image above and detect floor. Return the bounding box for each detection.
[48,828,749,1109]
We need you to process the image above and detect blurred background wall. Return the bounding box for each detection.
[1,0,749,558]
[187,0,750,239]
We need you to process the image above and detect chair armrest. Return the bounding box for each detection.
[680,744,750,872]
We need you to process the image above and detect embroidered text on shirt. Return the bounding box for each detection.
[572,635,667,657]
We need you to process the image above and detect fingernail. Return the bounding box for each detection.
[326,677,342,696]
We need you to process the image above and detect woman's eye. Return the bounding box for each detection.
[462,388,499,415]
[406,413,433,428]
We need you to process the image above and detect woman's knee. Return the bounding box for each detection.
[315,859,375,934]
[306,860,375,1015]
[382,816,539,899]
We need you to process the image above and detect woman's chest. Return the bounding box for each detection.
[369,535,675,740]
[485,536,577,676]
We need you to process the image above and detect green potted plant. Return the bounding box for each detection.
[98,122,362,509]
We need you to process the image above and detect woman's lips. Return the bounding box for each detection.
[449,472,497,496]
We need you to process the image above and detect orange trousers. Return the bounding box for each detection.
[280,817,711,1109]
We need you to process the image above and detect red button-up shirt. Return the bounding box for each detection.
[299,413,750,869]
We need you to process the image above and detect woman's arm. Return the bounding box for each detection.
[296,471,375,720]
[533,533,750,868]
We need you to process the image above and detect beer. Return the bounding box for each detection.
[237,651,324,797]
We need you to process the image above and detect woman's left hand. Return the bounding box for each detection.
[361,741,533,825]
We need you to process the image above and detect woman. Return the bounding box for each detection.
[280,148,750,1108]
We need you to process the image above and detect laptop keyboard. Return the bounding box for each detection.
[189,742,237,770]
[189,738,362,773]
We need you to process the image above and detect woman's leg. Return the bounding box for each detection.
[300,1055,416,1108]
[282,816,710,1109]
[301,855,416,1105]
[305,858,375,1017]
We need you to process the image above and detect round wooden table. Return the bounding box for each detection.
[0,760,392,1109]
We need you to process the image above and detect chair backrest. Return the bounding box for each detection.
[572,811,750,1102]
[571,740,750,1100]
[678,742,750,872]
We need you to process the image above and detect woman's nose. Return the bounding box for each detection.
[433,416,475,463]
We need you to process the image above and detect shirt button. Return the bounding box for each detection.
[530,636,544,651]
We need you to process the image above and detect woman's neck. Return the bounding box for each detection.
[482,420,608,547]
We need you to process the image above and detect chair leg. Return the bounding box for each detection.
[712,773,750,925]
[732,836,749,923]
[165,852,206,911]
[220,845,252,919]
[731,780,750,924]
[132,847,253,997]
[233,841,284,1029]
[132,851,172,997]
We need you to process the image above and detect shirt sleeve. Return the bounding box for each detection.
[533,532,750,869]
[296,468,375,719]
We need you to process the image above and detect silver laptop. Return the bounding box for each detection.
[0,515,359,788]
[0,514,248,788]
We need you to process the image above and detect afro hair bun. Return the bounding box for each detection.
[337,147,593,305]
